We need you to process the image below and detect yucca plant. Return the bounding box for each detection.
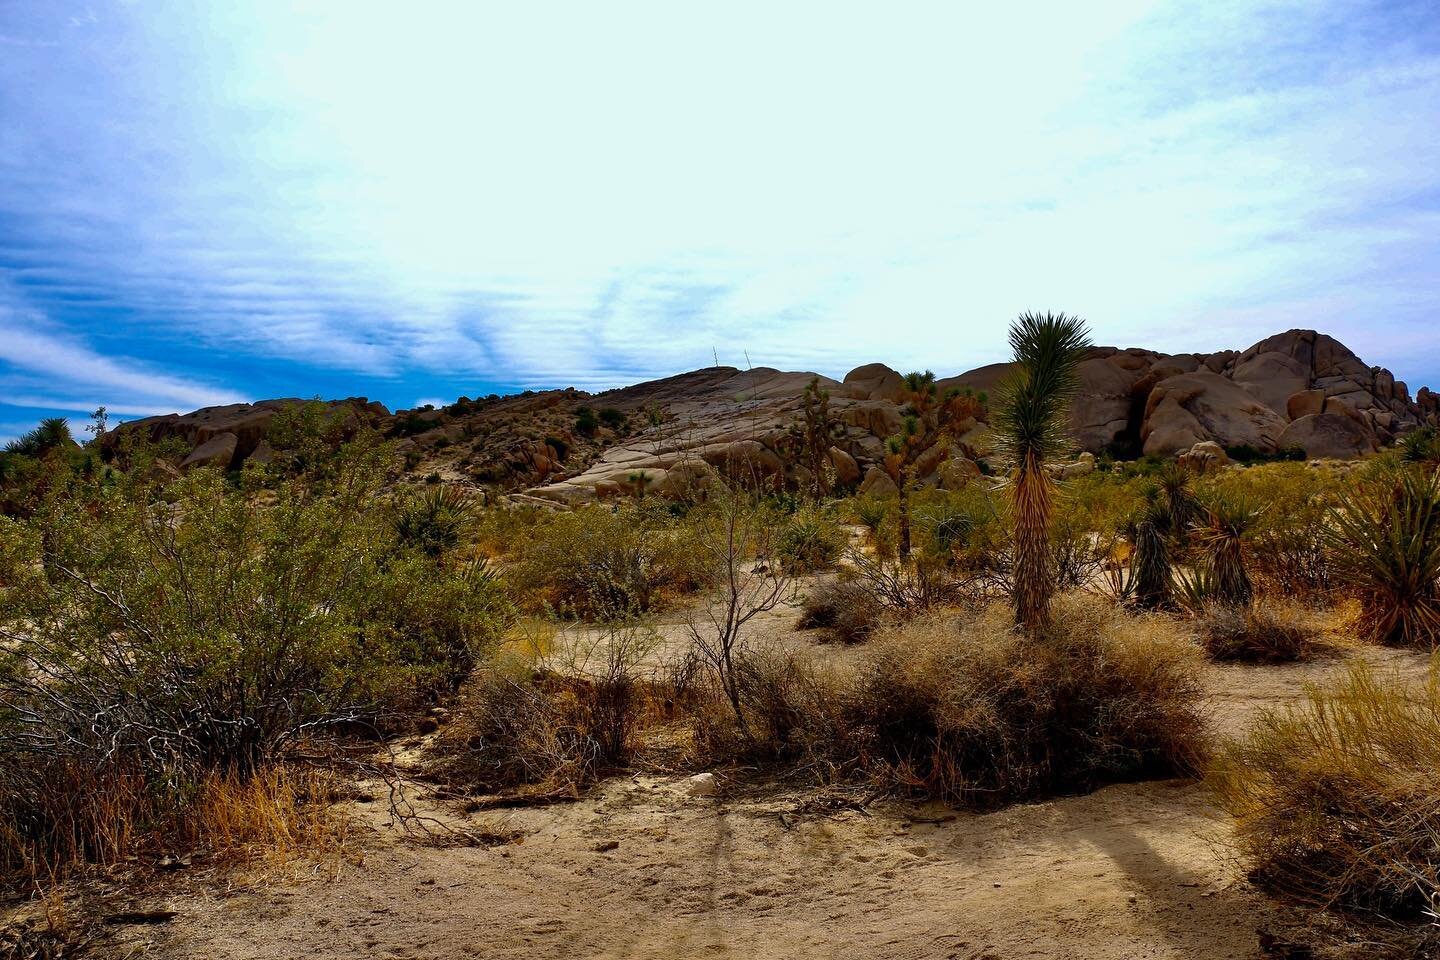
[1326,465,1440,648]
[1128,492,1174,610]
[393,484,478,557]
[994,312,1092,633]
[1185,494,1260,609]
[1156,462,1200,552]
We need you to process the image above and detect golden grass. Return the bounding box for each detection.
[1211,659,1440,921]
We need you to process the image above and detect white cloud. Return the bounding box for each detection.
[0,0,1437,399]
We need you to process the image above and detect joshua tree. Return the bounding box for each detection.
[994,312,1092,633]
[792,376,840,498]
[882,373,987,560]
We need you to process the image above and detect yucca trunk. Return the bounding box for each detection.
[897,470,913,560]
[1012,450,1055,631]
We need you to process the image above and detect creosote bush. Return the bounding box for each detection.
[1212,661,1440,922]
[511,503,711,618]
[0,433,514,880]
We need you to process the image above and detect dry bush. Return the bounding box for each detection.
[689,593,1206,807]
[797,577,888,644]
[688,645,850,771]
[0,761,343,885]
[428,663,596,795]
[847,594,1207,805]
[1211,661,1440,922]
[1194,602,1323,663]
[429,636,656,797]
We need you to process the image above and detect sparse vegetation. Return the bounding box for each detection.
[1212,660,1440,922]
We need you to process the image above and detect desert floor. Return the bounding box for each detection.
[134,604,1428,960]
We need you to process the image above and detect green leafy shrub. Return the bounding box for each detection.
[512,503,711,618]
[0,438,514,875]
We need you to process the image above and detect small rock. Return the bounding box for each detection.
[685,773,719,797]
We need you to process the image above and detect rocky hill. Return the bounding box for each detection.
[111,329,1437,503]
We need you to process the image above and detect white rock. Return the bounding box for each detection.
[685,773,719,797]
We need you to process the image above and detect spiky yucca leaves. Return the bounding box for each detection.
[1129,493,1175,610]
[1156,462,1200,550]
[2,417,73,457]
[1326,466,1440,648]
[393,484,478,557]
[1188,495,1260,609]
[995,312,1092,633]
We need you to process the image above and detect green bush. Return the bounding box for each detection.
[512,503,711,618]
[0,436,515,875]
[775,506,845,572]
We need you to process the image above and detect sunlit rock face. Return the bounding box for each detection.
[115,329,1431,498]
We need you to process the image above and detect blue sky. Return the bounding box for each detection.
[2,1,1440,444]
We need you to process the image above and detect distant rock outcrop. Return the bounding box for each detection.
[113,328,1432,499]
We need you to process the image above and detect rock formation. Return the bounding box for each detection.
[108,329,1432,500]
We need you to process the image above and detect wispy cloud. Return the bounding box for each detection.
[0,0,1436,421]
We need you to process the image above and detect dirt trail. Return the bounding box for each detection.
[156,638,1432,960]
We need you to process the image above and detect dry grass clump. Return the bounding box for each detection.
[687,646,851,770]
[846,594,1207,804]
[1211,661,1440,923]
[1194,601,1324,663]
[691,593,1206,806]
[0,762,343,885]
[428,648,658,798]
[797,577,887,644]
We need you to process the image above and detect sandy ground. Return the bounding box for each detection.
[131,611,1432,960]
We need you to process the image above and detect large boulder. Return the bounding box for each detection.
[1231,351,1309,417]
[1286,389,1326,420]
[1141,373,1286,455]
[1176,440,1229,473]
[180,431,239,470]
[839,363,905,402]
[1276,413,1377,459]
[827,446,861,487]
[858,466,899,498]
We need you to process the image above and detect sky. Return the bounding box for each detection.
[2,0,1439,444]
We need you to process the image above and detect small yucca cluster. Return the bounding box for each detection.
[1326,464,1440,648]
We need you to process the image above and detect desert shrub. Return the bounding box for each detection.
[512,503,711,618]
[574,406,599,436]
[775,506,845,572]
[688,646,849,768]
[1326,465,1440,648]
[1206,462,1342,599]
[0,438,513,876]
[1193,601,1321,663]
[1211,661,1440,922]
[430,662,596,794]
[845,594,1206,805]
[430,633,654,795]
[797,577,887,643]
